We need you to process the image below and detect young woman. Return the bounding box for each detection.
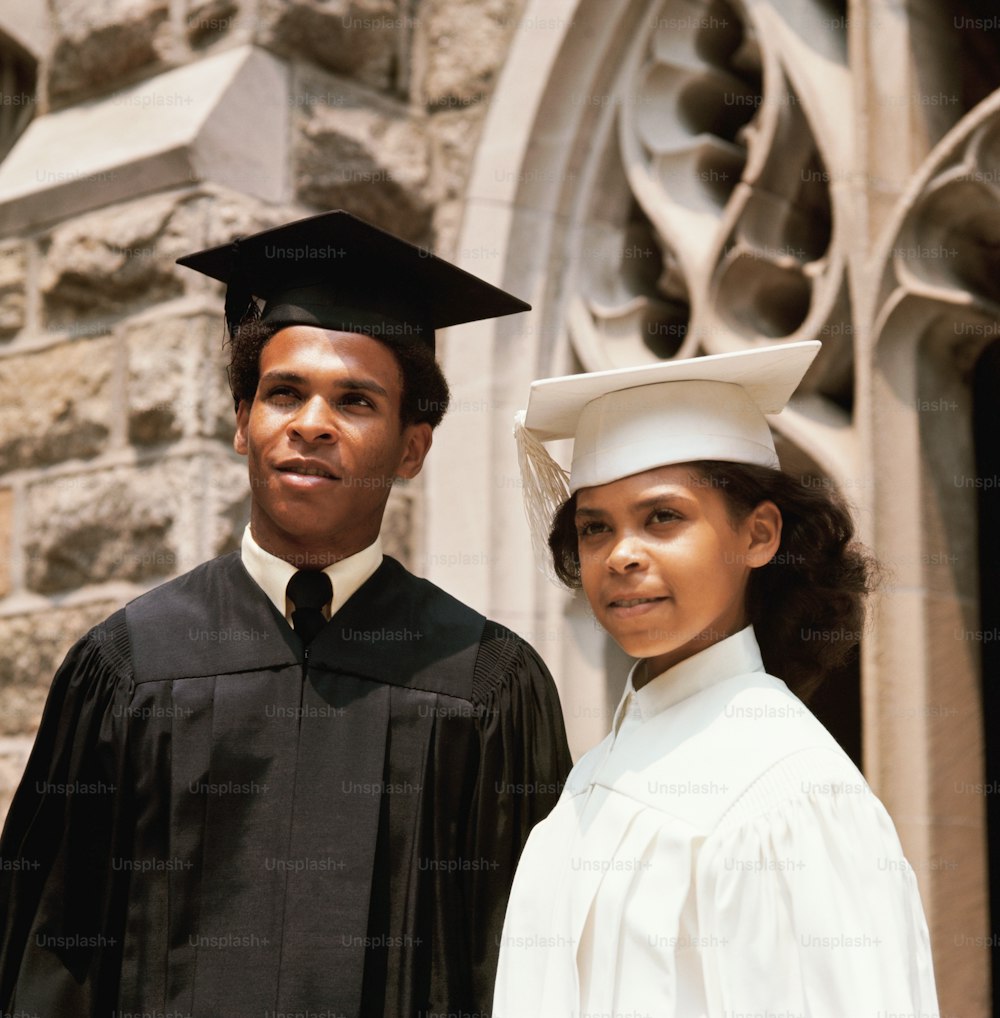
[494,340,938,1017]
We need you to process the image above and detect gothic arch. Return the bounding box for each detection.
[427,3,993,1011]
[429,0,860,746]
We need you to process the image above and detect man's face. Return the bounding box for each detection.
[234,325,432,566]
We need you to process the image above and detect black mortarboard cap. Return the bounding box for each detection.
[176,210,530,352]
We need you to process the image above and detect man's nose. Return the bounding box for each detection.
[289,396,337,443]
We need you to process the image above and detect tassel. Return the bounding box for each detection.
[223,237,261,337]
[224,285,261,338]
[513,410,571,583]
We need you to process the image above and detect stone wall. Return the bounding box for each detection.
[0,0,529,821]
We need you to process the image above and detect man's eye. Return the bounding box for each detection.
[339,394,374,408]
[267,387,299,404]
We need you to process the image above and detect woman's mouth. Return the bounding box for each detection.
[607,596,668,617]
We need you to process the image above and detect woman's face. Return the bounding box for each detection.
[575,464,781,683]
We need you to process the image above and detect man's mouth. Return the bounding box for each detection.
[276,463,339,480]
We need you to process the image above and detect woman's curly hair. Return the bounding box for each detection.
[226,318,450,429]
[548,461,880,698]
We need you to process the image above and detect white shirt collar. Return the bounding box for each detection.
[612,626,765,734]
[240,525,383,624]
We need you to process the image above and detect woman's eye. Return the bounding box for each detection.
[650,508,681,524]
[576,521,607,538]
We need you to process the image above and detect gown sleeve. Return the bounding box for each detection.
[695,748,940,1018]
[0,608,134,1017]
[463,620,573,1011]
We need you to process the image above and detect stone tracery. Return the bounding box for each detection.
[570,0,852,407]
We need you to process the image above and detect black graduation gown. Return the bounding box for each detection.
[0,552,572,1018]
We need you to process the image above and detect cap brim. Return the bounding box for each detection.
[524,340,821,441]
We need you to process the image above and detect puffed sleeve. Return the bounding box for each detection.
[0,609,134,1017]
[463,620,573,1010]
[695,749,939,1018]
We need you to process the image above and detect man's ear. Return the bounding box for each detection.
[395,423,433,481]
[744,500,783,569]
[234,400,250,456]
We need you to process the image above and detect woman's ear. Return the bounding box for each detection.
[745,500,783,568]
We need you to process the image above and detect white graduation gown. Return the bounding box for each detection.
[493,626,939,1018]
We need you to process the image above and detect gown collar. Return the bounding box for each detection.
[612,625,765,734]
[240,524,383,622]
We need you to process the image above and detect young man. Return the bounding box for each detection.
[0,211,572,1018]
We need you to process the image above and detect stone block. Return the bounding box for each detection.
[202,454,251,558]
[24,464,183,595]
[427,105,490,206]
[48,0,172,106]
[295,74,433,243]
[169,191,292,266]
[206,323,240,441]
[0,602,123,737]
[260,0,405,92]
[0,240,27,338]
[127,314,224,445]
[127,319,191,445]
[22,454,251,594]
[214,491,252,557]
[414,0,520,109]
[41,196,186,328]
[430,199,465,261]
[0,337,115,472]
[186,0,240,47]
[0,489,13,599]
[0,48,289,234]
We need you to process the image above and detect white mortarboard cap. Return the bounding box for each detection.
[513,340,821,572]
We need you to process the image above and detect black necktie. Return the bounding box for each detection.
[287,569,333,646]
